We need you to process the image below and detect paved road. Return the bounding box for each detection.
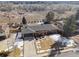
[23,37,50,57]
[55,44,79,57]
[56,51,79,57]
[23,37,37,57]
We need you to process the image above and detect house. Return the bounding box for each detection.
[21,24,61,40]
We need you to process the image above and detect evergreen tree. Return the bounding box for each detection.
[63,15,76,37]
[22,16,27,25]
[46,11,55,24]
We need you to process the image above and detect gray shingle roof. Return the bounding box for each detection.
[22,24,59,34]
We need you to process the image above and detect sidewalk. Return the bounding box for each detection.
[24,40,37,57]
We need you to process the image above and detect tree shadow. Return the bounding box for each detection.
[48,42,64,57]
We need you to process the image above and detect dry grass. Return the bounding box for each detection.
[8,48,21,57]
[0,11,75,25]
[0,12,47,24]
[35,36,55,52]
[0,40,8,51]
[0,44,7,51]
